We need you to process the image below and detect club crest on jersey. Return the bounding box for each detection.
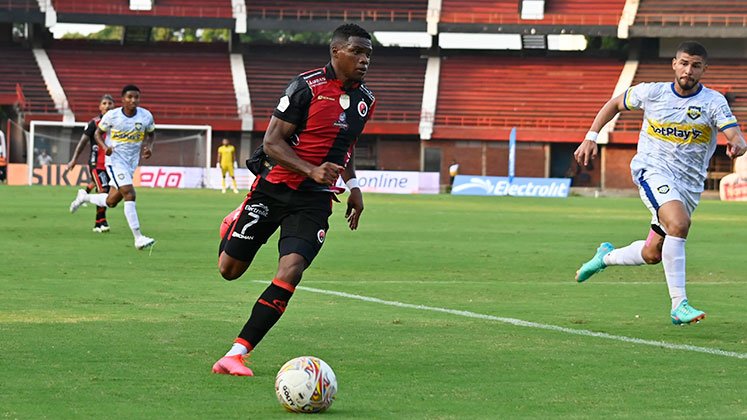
[135,122,143,131]
[317,229,326,243]
[339,94,350,110]
[657,185,670,194]
[333,112,348,130]
[357,100,368,117]
[686,106,702,120]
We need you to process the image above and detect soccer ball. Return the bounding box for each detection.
[275,356,337,413]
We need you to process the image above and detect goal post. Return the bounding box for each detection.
[27,120,212,186]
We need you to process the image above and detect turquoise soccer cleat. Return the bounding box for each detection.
[671,300,706,325]
[575,242,614,282]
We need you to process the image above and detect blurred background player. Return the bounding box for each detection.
[573,41,747,325]
[66,94,115,232]
[69,85,157,250]
[217,138,239,193]
[211,23,374,376]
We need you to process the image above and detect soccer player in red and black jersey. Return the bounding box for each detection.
[67,94,115,233]
[212,24,375,376]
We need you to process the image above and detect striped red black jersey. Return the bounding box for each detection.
[265,63,376,191]
[84,115,107,169]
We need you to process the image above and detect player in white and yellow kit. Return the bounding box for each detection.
[573,41,747,324]
[217,138,239,193]
[69,85,157,250]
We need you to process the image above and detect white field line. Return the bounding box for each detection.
[255,281,747,360]
[300,280,742,286]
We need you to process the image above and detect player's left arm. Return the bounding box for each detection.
[722,126,747,159]
[342,148,363,231]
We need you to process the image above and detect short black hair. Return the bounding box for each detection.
[331,24,371,46]
[676,41,708,61]
[121,84,140,96]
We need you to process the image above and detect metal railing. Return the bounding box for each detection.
[636,13,747,27]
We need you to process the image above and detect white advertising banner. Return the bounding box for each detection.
[336,170,439,194]
[138,166,205,188]
[137,166,439,194]
[206,167,257,190]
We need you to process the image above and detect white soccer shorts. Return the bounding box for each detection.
[634,169,700,231]
[106,162,136,188]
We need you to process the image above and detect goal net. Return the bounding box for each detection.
[23,120,212,187]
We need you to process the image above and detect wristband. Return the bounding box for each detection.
[346,178,359,190]
[585,131,599,143]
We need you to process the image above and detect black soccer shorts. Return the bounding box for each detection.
[89,165,110,193]
[222,186,333,266]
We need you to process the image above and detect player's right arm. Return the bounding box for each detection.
[263,117,341,186]
[574,93,627,166]
[264,75,341,185]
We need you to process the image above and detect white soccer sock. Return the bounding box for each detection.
[88,193,109,208]
[225,342,248,357]
[603,240,646,266]
[662,236,687,310]
[123,201,143,239]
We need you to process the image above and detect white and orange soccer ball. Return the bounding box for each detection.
[274,356,337,413]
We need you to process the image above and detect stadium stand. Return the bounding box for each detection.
[246,1,427,22]
[0,0,38,12]
[45,40,239,129]
[244,45,426,134]
[439,0,625,26]
[52,0,233,18]
[433,55,623,141]
[635,0,747,27]
[0,44,56,114]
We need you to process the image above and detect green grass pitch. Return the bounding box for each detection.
[1,186,745,418]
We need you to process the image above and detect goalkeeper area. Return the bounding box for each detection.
[1,187,746,418]
[12,121,219,188]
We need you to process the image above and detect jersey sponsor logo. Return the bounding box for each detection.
[646,120,710,144]
[246,202,269,217]
[657,185,670,194]
[277,95,290,112]
[231,231,254,240]
[357,100,368,117]
[317,229,326,243]
[339,94,350,110]
[333,112,348,130]
[110,130,145,143]
[317,95,335,101]
[686,106,702,120]
[307,77,327,88]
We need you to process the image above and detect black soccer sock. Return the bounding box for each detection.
[237,278,295,349]
[96,206,107,225]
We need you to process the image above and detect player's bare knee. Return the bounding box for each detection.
[218,262,242,280]
[665,220,690,238]
[642,250,662,265]
[106,199,119,208]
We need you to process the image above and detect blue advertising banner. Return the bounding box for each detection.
[451,175,571,198]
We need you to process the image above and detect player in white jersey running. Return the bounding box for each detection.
[573,41,747,325]
[69,85,157,250]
